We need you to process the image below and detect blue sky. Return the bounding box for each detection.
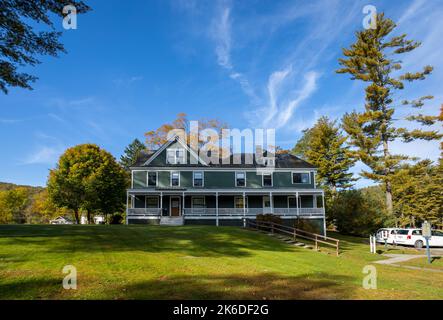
[1,0,442,187]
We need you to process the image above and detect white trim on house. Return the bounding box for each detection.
[191,196,206,209]
[166,148,186,165]
[261,172,273,187]
[193,171,204,187]
[235,171,246,187]
[143,136,208,166]
[170,171,180,187]
[130,167,317,172]
[291,171,311,184]
[145,195,160,208]
[147,171,158,187]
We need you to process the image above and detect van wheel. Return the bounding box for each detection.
[414,240,424,249]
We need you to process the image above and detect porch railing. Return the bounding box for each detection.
[127,207,325,218]
[246,219,339,256]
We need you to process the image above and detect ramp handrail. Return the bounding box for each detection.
[246,219,339,256]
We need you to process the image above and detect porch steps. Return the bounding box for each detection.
[262,231,315,251]
[160,216,184,226]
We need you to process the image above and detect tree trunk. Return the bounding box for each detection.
[87,210,92,224]
[74,209,80,224]
[382,137,394,218]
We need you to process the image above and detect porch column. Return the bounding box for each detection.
[216,192,219,227]
[313,195,317,208]
[126,192,129,225]
[160,192,163,216]
[182,192,185,216]
[269,192,273,213]
[321,192,326,236]
[296,191,299,216]
[242,192,246,216]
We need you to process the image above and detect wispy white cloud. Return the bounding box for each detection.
[48,96,96,109]
[112,76,144,87]
[211,4,258,102]
[23,146,64,165]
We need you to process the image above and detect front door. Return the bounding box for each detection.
[263,196,272,214]
[170,197,181,216]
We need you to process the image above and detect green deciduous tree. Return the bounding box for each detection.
[295,116,356,193]
[0,0,90,93]
[337,13,442,217]
[392,160,442,229]
[331,186,389,236]
[47,144,128,224]
[120,139,146,171]
[0,187,30,223]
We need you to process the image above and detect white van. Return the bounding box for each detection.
[393,229,443,248]
[376,228,399,244]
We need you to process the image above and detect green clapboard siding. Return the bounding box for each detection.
[158,171,170,187]
[205,172,235,188]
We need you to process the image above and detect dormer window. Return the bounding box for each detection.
[166,148,186,164]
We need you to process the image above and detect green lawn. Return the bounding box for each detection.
[397,256,443,271]
[0,225,442,299]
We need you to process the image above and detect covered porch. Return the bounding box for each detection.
[126,189,325,225]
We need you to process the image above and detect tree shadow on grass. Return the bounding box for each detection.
[0,225,296,258]
[0,272,356,300]
[104,272,356,300]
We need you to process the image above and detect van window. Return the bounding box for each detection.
[412,230,422,235]
[432,231,443,237]
[397,229,409,235]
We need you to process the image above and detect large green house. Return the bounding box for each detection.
[127,137,325,234]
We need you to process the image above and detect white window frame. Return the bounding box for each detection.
[145,196,160,208]
[166,148,186,164]
[147,171,158,187]
[235,171,246,187]
[262,173,273,187]
[191,196,206,208]
[193,171,204,187]
[234,196,248,209]
[170,171,180,187]
[291,171,311,184]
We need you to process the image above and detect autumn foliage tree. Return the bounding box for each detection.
[337,13,442,217]
[145,113,228,150]
[47,144,128,224]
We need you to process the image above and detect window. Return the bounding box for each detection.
[133,171,147,188]
[292,172,310,184]
[412,230,422,236]
[234,196,247,209]
[146,196,159,208]
[166,148,186,164]
[147,172,157,186]
[397,229,409,235]
[262,173,272,187]
[171,172,180,186]
[235,171,246,187]
[193,171,204,187]
[192,197,205,208]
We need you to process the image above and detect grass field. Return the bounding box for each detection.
[0,225,442,300]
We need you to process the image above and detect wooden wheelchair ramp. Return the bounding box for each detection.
[245,219,340,256]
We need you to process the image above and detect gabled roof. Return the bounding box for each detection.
[142,136,208,166]
[131,138,316,169]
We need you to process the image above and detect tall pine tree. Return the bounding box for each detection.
[337,13,442,217]
[120,139,146,171]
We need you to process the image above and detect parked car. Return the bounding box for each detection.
[376,228,399,244]
[392,228,443,248]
